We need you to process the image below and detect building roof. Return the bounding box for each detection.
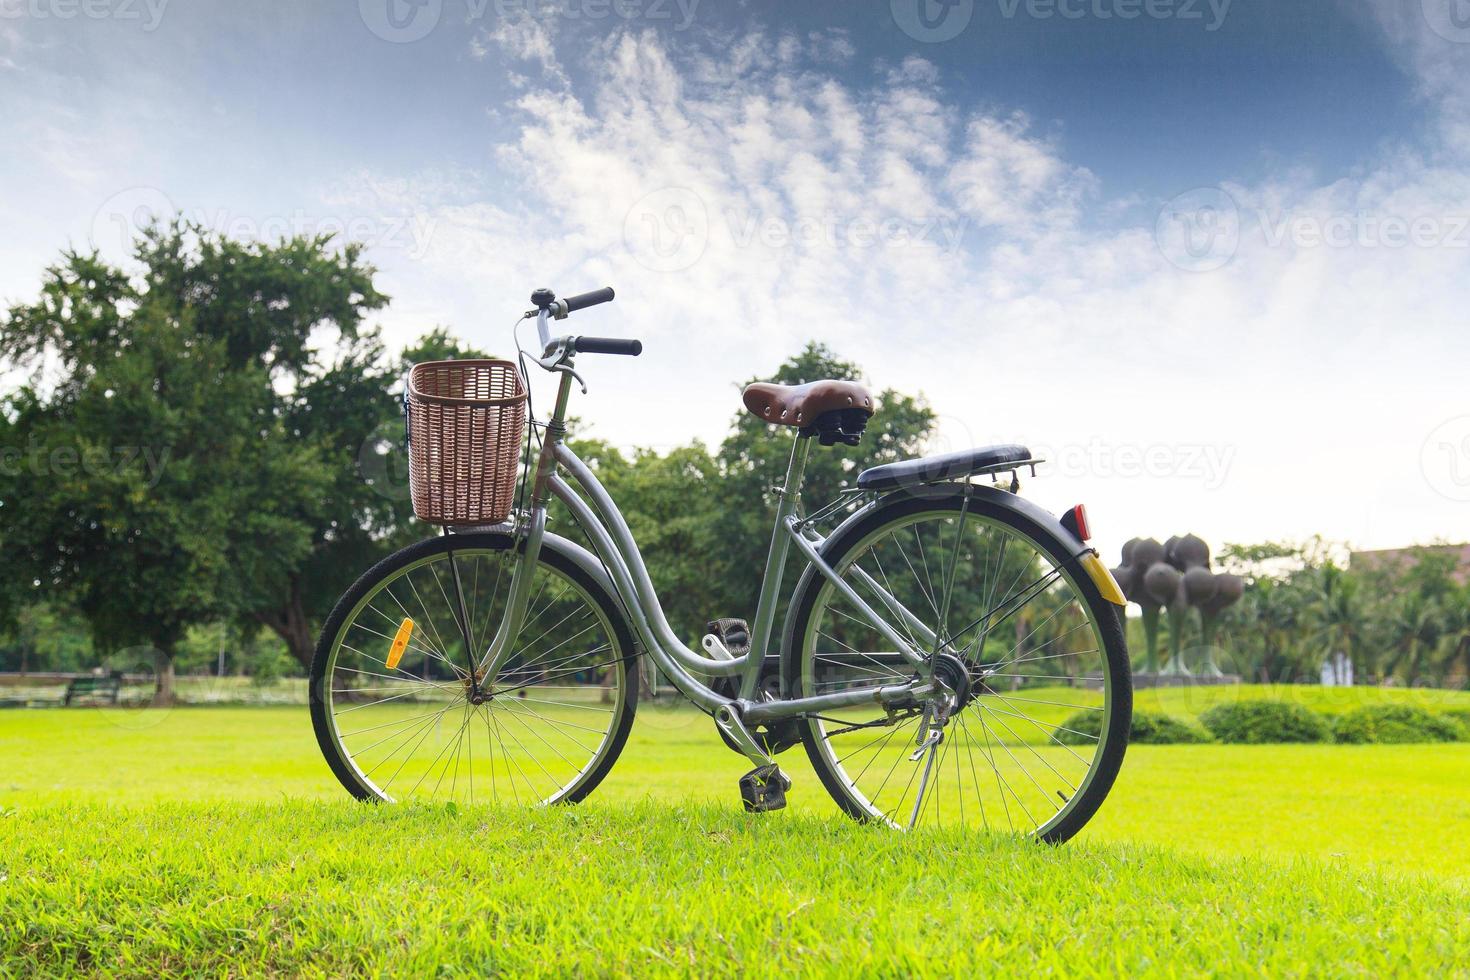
[1349,543,1470,584]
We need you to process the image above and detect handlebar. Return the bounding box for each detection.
[573,336,642,356]
[562,286,615,313]
[528,285,641,367]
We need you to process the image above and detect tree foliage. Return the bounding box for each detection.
[0,224,406,691]
[1203,540,1470,687]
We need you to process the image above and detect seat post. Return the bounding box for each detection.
[780,427,814,497]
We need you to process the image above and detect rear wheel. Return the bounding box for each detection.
[310,532,638,806]
[785,489,1130,841]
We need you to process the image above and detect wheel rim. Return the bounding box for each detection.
[799,508,1120,836]
[320,546,630,806]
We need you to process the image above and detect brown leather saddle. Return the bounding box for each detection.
[742,380,874,445]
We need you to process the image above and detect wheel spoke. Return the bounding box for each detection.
[319,542,633,808]
[799,505,1125,838]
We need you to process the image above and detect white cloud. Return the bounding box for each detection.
[5,4,1465,559]
[350,16,1470,559]
[946,113,1097,233]
[471,14,568,87]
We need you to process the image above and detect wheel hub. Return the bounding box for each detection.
[465,670,492,705]
[929,653,973,713]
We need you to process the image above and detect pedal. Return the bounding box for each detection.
[739,763,791,813]
[704,618,751,655]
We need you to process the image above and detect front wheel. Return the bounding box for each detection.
[784,488,1131,841]
[310,531,639,807]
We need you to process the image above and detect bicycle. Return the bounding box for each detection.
[310,286,1132,840]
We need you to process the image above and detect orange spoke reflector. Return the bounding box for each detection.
[385,618,415,670]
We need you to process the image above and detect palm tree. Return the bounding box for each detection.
[1312,564,1370,682]
[1438,586,1470,689]
[1243,577,1303,682]
[1384,593,1445,685]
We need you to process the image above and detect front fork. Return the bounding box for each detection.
[472,370,572,687]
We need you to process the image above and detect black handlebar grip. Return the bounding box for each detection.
[562,286,616,313]
[574,336,642,356]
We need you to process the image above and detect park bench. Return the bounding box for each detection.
[63,674,122,706]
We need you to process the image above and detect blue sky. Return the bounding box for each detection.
[3,0,1469,560]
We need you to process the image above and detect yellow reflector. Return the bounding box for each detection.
[1079,552,1127,606]
[385,618,415,670]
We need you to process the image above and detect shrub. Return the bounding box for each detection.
[1441,708,1470,731]
[1332,705,1466,744]
[1057,709,1211,745]
[1199,700,1330,743]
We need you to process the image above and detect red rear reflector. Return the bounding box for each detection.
[1069,504,1091,541]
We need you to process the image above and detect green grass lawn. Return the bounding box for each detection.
[3,700,1469,975]
[6,801,1467,976]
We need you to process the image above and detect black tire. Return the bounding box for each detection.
[310,531,639,806]
[782,488,1131,842]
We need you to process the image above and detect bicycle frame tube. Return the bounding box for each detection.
[486,367,932,722]
[740,435,810,699]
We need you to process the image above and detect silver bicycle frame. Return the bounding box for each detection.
[478,344,934,727]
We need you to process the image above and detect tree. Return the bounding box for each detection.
[0,223,395,694]
[1438,584,1470,689]
[0,604,94,674]
[1310,563,1371,681]
[1383,592,1444,684]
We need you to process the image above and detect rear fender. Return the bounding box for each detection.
[779,483,1119,669]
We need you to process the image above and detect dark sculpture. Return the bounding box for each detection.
[1112,534,1243,677]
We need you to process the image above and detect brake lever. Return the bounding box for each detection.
[554,363,588,394]
[530,337,587,393]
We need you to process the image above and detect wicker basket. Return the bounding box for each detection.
[405,359,528,525]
